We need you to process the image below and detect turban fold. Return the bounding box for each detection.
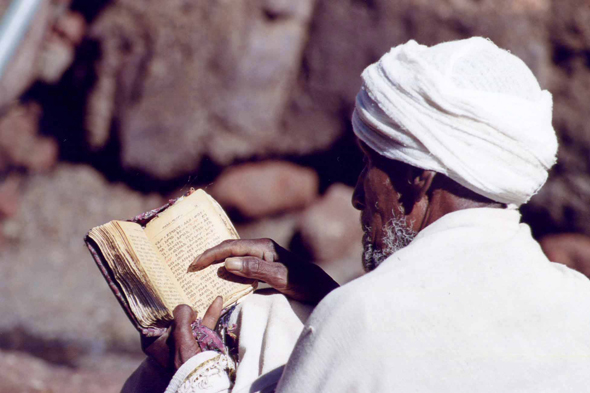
[352,37,557,206]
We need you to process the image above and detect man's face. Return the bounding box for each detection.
[352,141,418,272]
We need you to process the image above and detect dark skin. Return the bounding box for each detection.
[353,141,503,257]
[146,139,504,369]
[188,238,340,304]
[142,296,224,370]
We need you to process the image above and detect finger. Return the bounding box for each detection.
[188,239,278,272]
[201,296,223,330]
[173,304,197,326]
[225,257,288,290]
[171,305,200,369]
[142,330,171,369]
[141,326,171,352]
[172,304,197,342]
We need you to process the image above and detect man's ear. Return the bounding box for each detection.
[411,170,436,202]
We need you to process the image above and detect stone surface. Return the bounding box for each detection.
[0,102,58,172]
[6,0,590,387]
[295,0,551,147]
[0,174,21,220]
[315,248,364,286]
[0,164,164,362]
[539,233,590,278]
[209,161,319,219]
[85,0,327,178]
[37,34,76,84]
[296,184,364,284]
[235,213,299,251]
[0,350,142,393]
[54,11,86,46]
[37,10,86,84]
[524,174,590,237]
[297,183,361,262]
[522,0,590,237]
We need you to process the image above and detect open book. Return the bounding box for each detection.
[85,189,255,336]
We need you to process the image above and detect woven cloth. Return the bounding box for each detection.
[352,37,558,206]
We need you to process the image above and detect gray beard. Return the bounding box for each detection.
[362,215,417,272]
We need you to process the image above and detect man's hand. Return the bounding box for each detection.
[141,297,224,370]
[170,305,201,370]
[188,239,339,305]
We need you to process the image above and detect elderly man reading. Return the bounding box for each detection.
[128,37,590,392]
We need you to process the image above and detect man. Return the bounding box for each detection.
[134,37,590,392]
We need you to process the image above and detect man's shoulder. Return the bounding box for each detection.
[306,268,391,328]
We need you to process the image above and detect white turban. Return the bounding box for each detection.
[352,37,558,207]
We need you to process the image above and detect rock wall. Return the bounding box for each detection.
[0,350,142,393]
[2,0,590,391]
[0,165,163,363]
[523,0,590,236]
[85,0,325,179]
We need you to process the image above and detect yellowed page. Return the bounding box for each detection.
[116,221,189,310]
[144,190,254,313]
[88,222,172,328]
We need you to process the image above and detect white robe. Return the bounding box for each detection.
[276,207,590,392]
[124,291,312,393]
[165,207,590,392]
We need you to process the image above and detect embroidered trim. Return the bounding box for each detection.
[178,354,234,392]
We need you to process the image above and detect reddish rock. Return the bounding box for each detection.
[54,11,86,45]
[37,10,86,84]
[523,0,590,236]
[210,161,319,219]
[0,165,164,359]
[540,233,590,278]
[0,103,58,172]
[0,350,142,393]
[38,33,75,84]
[0,103,57,171]
[0,175,21,219]
[85,0,324,177]
[315,249,365,286]
[235,213,299,250]
[298,183,362,262]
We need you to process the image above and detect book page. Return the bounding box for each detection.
[116,221,189,310]
[144,190,254,313]
[88,222,173,329]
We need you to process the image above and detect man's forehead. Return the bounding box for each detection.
[356,137,416,178]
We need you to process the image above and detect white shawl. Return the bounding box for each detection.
[164,291,313,393]
[277,208,590,392]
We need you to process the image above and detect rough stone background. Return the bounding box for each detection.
[1,0,590,391]
[85,0,325,179]
[0,165,163,361]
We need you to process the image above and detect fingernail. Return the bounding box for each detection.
[225,258,243,271]
[187,257,202,272]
